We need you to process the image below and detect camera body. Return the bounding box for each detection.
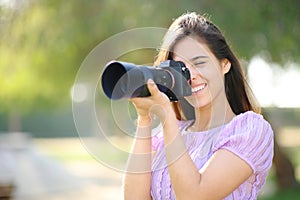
[101,60,191,101]
[153,60,191,101]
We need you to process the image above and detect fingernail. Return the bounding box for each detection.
[148,79,154,85]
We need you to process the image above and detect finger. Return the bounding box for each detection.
[147,79,159,96]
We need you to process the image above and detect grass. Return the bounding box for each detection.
[34,137,94,162]
[258,168,300,200]
[259,188,300,200]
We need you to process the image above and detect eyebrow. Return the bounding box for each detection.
[190,55,208,62]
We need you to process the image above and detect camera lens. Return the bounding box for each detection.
[101,60,191,100]
[101,62,128,100]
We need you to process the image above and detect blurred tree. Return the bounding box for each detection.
[0,0,110,131]
[1,0,299,129]
[165,0,300,64]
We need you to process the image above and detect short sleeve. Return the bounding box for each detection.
[214,112,274,173]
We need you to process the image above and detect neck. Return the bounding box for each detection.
[188,94,236,132]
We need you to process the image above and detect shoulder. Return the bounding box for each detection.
[215,111,273,145]
[214,111,274,173]
[229,111,272,133]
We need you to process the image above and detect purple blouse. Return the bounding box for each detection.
[150,111,274,200]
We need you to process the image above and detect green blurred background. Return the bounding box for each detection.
[0,0,299,199]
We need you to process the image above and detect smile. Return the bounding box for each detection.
[191,83,207,93]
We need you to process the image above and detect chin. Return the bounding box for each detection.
[185,97,210,109]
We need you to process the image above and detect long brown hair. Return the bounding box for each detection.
[154,12,260,120]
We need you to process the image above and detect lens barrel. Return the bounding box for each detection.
[101,61,173,100]
[101,60,191,101]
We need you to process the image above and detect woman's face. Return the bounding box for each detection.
[172,36,230,109]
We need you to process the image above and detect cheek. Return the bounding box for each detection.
[205,64,225,84]
[208,74,225,92]
[202,66,225,97]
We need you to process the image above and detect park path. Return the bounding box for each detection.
[0,133,123,200]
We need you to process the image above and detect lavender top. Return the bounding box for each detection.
[151,111,274,200]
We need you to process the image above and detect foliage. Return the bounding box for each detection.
[259,188,300,200]
[0,0,299,113]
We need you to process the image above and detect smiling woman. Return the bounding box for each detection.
[123,12,274,200]
[171,36,231,114]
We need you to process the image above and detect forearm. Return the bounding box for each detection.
[162,114,202,199]
[123,116,153,200]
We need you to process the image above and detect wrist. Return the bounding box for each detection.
[158,105,177,123]
[162,110,177,126]
[136,115,152,127]
[135,115,152,139]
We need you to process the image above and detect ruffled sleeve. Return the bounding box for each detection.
[213,111,274,173]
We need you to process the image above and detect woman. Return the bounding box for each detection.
[123,12,274,200]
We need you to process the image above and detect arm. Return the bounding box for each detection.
[123,116,153,200]
[123,79,175,199]
[163,114,252,199]
[146,81,253,200]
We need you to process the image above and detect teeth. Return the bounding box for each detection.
[192,84,206,93]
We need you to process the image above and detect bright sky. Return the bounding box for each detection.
[248,56,300,108]
[0,0,13,7]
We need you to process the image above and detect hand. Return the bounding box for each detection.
[130,79,173,123]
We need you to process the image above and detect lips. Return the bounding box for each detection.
[191,83,207,93]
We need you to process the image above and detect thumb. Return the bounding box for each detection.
[147,79,159,96]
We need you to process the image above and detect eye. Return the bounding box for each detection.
[194,61,206,66]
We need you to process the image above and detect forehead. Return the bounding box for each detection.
[172,36,212,60]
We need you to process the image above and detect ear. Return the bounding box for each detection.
[221,58,231,74]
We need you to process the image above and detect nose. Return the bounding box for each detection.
[186,63,199,81]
